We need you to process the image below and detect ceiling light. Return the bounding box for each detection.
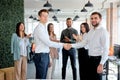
[43,1,52,7]
[54,18,58,21]
[48,8,61,12]
[57,9,61,12]
[33,17,37,20]
[29,15,33,18]
[53,18,59,23]
[81,7,87,12]
[73,18,77,21]
[52,15,57,19]
[85,1,93,7]
[73,15,79,21]
[75,15,79,18]
[53,9,61,12]
[48,8,54,12]
[52,15,59,22]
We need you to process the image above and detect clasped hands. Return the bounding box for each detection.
[63,43,72,50]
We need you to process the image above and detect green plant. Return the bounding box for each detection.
[0,0,24,68]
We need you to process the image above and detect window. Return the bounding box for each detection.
[118,7,120,44]
[25,19,84,40]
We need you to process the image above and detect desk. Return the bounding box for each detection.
[108,56,120,80]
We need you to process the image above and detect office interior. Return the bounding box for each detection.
[0,0,120,80]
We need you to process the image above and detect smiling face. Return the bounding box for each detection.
[39,12,48,24]
[19,23,25,32]
[66,18,73,28]
[38,9,49,24]
[90,13,102,28]
[80,24,86,33]
[49,24,54,32]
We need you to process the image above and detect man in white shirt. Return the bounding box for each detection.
[33,9,67,79]
[67,12,109,80]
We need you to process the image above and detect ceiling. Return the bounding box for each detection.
[24,0,120,22]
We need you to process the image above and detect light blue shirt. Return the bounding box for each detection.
[33,22,63,53]
[11,33,30,60]
[72,24,110,65]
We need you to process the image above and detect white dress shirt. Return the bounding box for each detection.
[33,22,63,53]
[72,24,109,65]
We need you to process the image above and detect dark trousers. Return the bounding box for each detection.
[88,56,102,80]
[78,48,89,80]
[33,53,49,79]
[62,48,77,80]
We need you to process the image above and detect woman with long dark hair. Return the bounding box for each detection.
[11,22,30,80]
[73,22,90,80]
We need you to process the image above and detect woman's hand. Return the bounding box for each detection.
[72,34,82,42]
[72,34,78,40]
[26,34,31,38]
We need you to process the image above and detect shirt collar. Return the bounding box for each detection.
[39,22,48,30]
[67,27,72,29]
[39,22,46,27]
[92,23,102,30]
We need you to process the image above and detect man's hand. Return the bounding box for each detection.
[64,36,70,42]
[97,64,103,74]
[63,43,72,50]
[32,43,35,52]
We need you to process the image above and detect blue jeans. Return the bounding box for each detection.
[33,53,49,79]
[62,48,77,80]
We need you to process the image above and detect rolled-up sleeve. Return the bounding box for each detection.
[71,39,87,48]
[100,30,109,65]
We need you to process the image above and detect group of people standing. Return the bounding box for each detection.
[11,9,109,80]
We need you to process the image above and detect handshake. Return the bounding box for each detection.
[63,43,72,50]
[32,43,72,52]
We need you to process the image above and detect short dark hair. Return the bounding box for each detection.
[91,12,102,19]
[66,18,72,21]
[38,9,49,16]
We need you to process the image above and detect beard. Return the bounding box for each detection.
[92,23,99,28]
